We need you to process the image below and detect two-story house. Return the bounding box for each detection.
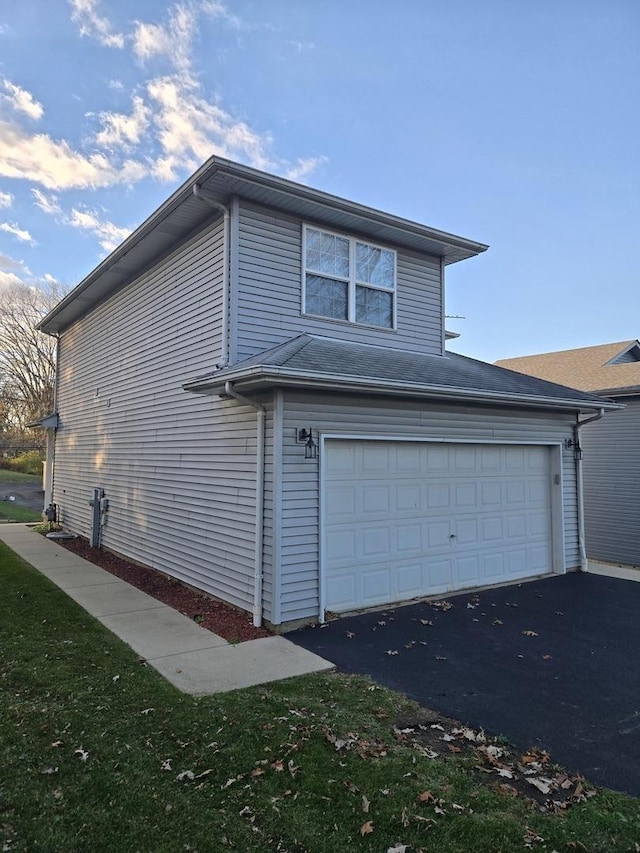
[38,158,616,630]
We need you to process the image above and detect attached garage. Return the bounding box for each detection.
[322,438,563,613]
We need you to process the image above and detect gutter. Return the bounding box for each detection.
[185,366,621,413]
[224,381,265,627]
[575,408,606,571]
[193,185,230,368]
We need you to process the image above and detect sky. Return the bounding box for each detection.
[0,0,638,363]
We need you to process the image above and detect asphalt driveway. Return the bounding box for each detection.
[290,572,640,797]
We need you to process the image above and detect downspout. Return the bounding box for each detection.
[193,185,230,368]
[224,381,265,627]
[575,408,605,571]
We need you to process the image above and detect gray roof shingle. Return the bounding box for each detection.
[185,334,615,411]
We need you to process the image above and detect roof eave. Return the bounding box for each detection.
[183,366,620,413]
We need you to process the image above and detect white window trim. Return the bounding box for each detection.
[302,224,397,330]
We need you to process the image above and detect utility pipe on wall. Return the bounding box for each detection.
[575,408,605,571]
[224,381,265,627]
[193,185,230,368]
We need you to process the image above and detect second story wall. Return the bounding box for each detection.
[234,200,444,362]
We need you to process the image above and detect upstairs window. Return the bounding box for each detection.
[303,226,396,329]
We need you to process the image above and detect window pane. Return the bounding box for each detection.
[306,274,348,320]
[356,243,394,287]
[356,286,393,327]
[306,229,349,278]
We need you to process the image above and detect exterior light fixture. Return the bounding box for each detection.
[298,427,318,459]
[564,438,583,461]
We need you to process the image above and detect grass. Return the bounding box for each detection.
[0,469,41,484]
[0,503,41,523]
[1,542,639,852]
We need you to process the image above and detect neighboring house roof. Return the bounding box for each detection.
[496,341,640,396]
[184,334,617,413]
[38,157,488,336]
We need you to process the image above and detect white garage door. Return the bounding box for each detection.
[323,440,553,613]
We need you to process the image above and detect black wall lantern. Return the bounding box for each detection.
[298,427,318,459]
[564,437,583,460]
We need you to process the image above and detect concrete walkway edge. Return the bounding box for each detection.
[0,524,334,694]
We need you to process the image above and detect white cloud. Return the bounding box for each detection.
[132,3,198,74]
[31,188,62,215]
[1,79,44,120]
[0,270,23,288]
[67,205,131,252]
[0,221,34,243]
[285,156,329,183]
[95,95,150,150]
[68,0,125,48]
[0,191,13,208]
[146,74,275,181]
[0,120,147,190]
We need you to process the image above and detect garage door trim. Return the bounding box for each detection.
[319,434,565,621]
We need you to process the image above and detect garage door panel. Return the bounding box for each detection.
[324,441,554,613]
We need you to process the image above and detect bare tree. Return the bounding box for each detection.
[0,281,64,451]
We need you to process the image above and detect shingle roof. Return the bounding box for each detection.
[185,334,615,412]
[496,341,640,395]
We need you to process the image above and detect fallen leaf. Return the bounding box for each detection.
[176,770,194,782]
[271,759,284,772]
[387,845,408,853]
[51,740,63,748]
[161,759,172,771]
[360,820,374,835]
[526,777,553,794]
[386,649,399,656]
[420,619,433,625]
[493,619,503,626]
[74,748,89,762]
[522,630,539,637]
[346,631,355,638]
[542,654,552,660]
[417,790,434,802]
[362,794,370,813]
[435,655,447,661]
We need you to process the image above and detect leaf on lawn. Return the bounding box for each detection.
[161,759,172,771]
[74,748,89,762]
[496,782,519,797]
[51,740,63,748]
[417,790,434,802]
[287,760,299,778]
[362,794,370,813]
[251,767,265,777]
[140,708,154,715]
[112,675,120,683]
[40,766,58,775]
[387,845,408,853]
[176,770,194,782]
[526,777,553,794]
[360,820,374,835]
[271,759,284,772]
[522,630,539,637]
[194,769,214,780]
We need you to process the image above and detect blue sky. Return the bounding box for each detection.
[0,0,637,362]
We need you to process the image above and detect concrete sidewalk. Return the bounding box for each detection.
[0,524,333,695]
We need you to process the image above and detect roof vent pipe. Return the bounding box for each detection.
[193,185,230,369]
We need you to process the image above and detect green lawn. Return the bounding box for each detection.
[0,469,41,483]
[1,542,639,852]
[0,502,41,522]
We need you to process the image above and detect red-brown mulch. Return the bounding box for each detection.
[54,535,272,643]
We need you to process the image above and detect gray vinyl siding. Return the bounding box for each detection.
[53,219,268,613]
[235,201,443,361]
[582,396,640,566]
[278,391,579,625]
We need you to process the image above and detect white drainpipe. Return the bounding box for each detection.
[193,185,230,368]
[575,408,605,571]
[224,381,265,627]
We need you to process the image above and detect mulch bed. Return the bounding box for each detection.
[53,535,272,643]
